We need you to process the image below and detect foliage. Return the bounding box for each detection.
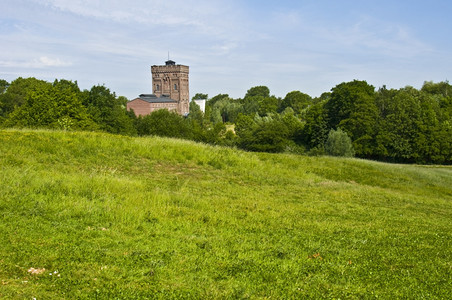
[210,96,242,124]
[0,130,451,298]
[301,102,329,150]
[188,100,204,123]
[4,80,96,130]
[324,80,378,157]
[279,90,312,114]
[192,93,208,100]
[0,77,48,119]
[236,114,290,153]
[206,93,229,108]
[2,76,452,163]
[325,128,355,157]
[0,79,8,94]
[83,85,136,135]
[244,85,270,99]
[325,80,376,128]
[135,109,192,139]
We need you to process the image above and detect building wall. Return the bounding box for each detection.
[151,64,189,115]
[127,99,178,117]
[193,99,206,113]
[127,99,151,116]
[149,102,178,113]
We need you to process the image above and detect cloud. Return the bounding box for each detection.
[0,56,72,68]
[37,56,72,67]
[315,15,432,58]
[38,0,227,27]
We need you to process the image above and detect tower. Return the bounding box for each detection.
[151,60,189,115]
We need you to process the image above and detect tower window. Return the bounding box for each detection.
[156,84,160,91]
[174,84,178,90]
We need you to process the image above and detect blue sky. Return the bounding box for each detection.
[1,0,451,99]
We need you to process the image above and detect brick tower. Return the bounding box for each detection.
[151,60,189,115]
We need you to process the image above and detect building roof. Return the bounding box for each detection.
[134,94,178,103]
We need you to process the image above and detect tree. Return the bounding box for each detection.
[257,96,279,117]
[421,81,452,98]
[5,79,95,130]
[210,97,243,124]
[324,80,378,157]
[281,107,303,142]
[206,94,229,108]
[192,93,208,100]
[0,77,47,118]
[301,102,329,150]
[244,86,270,99]
[325,128,355,157]
[236,114,290,153]
[0,79,8,94]
[83,85,136,135]
[136,109,192,138]
[241,95,261,116]
[188,100,204,122]
[279,91,312,114]
[375,87,424,162]
[325,80,376,128]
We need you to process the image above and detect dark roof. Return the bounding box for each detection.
[165,60,176,66]
[134,94,177,103]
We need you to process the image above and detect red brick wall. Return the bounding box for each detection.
[149,103,178,113]
[127,98,178,117]
[127,99,151,116]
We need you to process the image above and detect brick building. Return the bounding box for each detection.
[127,60,189,116]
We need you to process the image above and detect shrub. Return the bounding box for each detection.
[325,128,355,157]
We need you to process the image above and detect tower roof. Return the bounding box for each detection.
[165,60,176,66]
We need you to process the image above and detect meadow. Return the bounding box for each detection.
[0,129,451,299]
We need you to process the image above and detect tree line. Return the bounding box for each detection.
[1,77,451,164]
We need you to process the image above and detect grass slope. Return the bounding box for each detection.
[1,129,451,299]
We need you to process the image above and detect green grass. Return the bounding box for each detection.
[1,129,451,299]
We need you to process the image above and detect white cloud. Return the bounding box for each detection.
[38,0,229,27]
[317,15,432,58]
[37,56,72,67]
[0,56,72,68]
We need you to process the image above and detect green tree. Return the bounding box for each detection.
[0,79,8,94]
[192,93,208,100]
[325,80,378,157]
[5,79,95,130]
[375,87,423,162]
[257,96,278,117]
[136,109,192,138]
[0,77,47,119]
[244,86,270,99]
[279,91,312,114]
[211,97,243,123]
[241,95,261,116]
[325,80,376,128]
[301,102,329,150]
[83,85,136,135]
[188,100,204,122]
[325,128,355,157]
[421,81,452,98]
[236,114,290,153]
[206,94,229,109]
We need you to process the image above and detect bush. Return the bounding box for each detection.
[325,128,355,157]
[136,109,192,139]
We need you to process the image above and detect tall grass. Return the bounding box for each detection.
[1,129,451,298]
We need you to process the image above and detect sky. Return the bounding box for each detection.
[1,0,451,99]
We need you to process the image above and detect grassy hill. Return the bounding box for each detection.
[1,129,451,299]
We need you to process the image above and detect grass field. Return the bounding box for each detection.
[1,129,451,299]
